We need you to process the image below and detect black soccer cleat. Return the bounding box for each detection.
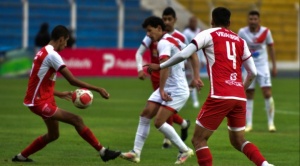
[12,155,33,162]
[181,120,190,141]
[100,148,121,162]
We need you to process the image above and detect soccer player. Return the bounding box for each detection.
[182,16,206,108]
[135,7,195,148]
[145,7,274,166]
[121,16,201,164]
[12,25,121,163]
[238,10,277,132]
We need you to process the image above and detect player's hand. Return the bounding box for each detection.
[98,88,110,99]
[56,91,73,101]
[190,78,204,92]
[143,63,161,72]
[271,68,277,77]
[159,90,172,101]
[138,71,147,80]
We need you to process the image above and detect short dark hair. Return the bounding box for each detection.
[51,25,69,41]
[248,10,260,17]
[142,16,166,31]
[212,7,231,26]
[162,7,176,18]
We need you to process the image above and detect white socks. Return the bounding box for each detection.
[247,97,275,127]
[191,88,199,107]
[133,116,151,157]
[265,97,275,126]
[181,120,188,129]
[99,147,106,156]
[246,99,253,126]
[158,122,189,152]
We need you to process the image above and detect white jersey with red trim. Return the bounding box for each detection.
[192,27,251,101]
[182,27,201,43]
[158,33,188,90]
[238,26,273,66]
[169,29,189,45]
[24,45,65,106]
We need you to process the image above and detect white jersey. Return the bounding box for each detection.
[182,27,201,43]
[158,33,188,90]
[148,33,189,111]
[238,26,274,67]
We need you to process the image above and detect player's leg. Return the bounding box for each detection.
[172,114,190,141]
[52,108,120,162]
[155,107,193,164]
[192,97,228,166]
[245,79,256,132]
[191,88,200,108]
[120,101,160,163]
[12,118,59,162]
[192,123,214,166]
[228,100,273,166]
[261,86,276,132]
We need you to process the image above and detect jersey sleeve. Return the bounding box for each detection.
[191,30,210,51]
[48,52,65,71]
[157,40,171,61]
[141,35,152,48]
[242,39,252,61]
[266,29,274,45]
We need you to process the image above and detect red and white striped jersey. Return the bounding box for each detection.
[238,26,274,67]
[24,45,65,106]
[192,27,251,101]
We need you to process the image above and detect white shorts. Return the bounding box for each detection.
[248,65,272,89]
[148,87,189,112]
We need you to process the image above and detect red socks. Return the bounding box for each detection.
[196,147,213,166]
[242,142,265,166]
[79,127,102,151]
[21,136,47,158]
[173,114,183,124]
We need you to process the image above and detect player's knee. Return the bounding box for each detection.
[71,115,84,126]
[230,137,245,151]
[140,108,154,119]
[192,136,206,149]
[46,133,59,142]
[154,119,163,128]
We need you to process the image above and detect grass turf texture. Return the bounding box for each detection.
[0,77,298,166]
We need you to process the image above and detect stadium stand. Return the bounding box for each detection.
[177,0,298,61]
[0,0,23,50]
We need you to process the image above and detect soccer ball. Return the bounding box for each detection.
[72,88,93,109]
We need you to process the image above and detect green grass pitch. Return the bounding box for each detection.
[0,77,298,166]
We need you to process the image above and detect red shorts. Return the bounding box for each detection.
[28,102,58,119]
[197,97,246,130]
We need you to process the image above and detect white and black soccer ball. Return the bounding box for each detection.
[72,88,93,109]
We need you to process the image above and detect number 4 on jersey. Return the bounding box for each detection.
[226,41,236,69]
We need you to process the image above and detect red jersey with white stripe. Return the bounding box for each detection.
[24,45,65,106]
[238,26,273,66]
[192,28,251,101]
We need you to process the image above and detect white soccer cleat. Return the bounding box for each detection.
[175,148,194,164]
[245,125,252,132]
[268,125,276,132]
[119,150,140,163]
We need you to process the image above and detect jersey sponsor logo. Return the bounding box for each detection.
[225,73,243,87]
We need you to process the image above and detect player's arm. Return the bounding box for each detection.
[188,52,204,90]
[54,90,72,101]
[159,57,172,101]
[243,57,257,90]
[160,44,197,69]
[267,44,277,77]
[135,44,147,80]
[59,66,109,99]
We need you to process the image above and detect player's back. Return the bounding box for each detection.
[193,28,250,100]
